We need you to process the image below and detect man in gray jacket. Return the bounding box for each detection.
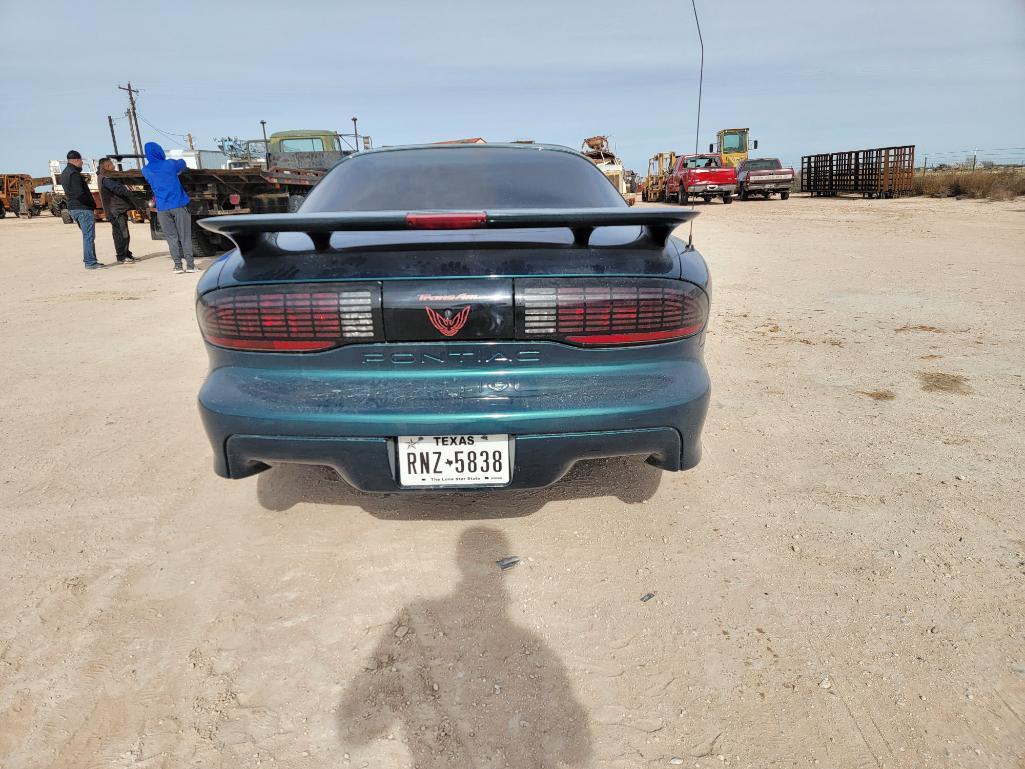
[59,150,104,269]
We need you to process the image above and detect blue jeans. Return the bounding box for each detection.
[68,209,97,266]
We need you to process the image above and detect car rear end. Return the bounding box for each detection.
[679,156,737,203]
[195,145,712,491]
[740,159,795,199]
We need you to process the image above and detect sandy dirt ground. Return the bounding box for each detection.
[1,196,1024,769]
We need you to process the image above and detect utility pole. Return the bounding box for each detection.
[260,120,268,163]
[351,117,359,152]
[971,149,977,173]
[107,115,121,169]
[118,82,144,165]
[186,133,194,150]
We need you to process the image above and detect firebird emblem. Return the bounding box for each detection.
[425,305,471,337]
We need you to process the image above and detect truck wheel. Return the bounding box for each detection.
[191,223,221,257]
[722,193,733,204]
[780,190,790,200]
[61,209,73,224]
[0,204,5,219]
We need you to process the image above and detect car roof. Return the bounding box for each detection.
[358,142,584,158]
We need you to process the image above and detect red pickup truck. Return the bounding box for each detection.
[736,158,795,200]
[665,153,737,205]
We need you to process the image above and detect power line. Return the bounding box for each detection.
[136,113,187,148]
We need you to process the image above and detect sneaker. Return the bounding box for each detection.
[85,262,107,269]
[185,266,197,273]
[123,255,139,263]
[173,265,185,274]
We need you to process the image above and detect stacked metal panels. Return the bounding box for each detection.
[801,145,915,197]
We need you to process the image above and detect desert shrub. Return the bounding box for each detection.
[912,168,1025,200]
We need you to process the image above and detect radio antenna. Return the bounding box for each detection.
[688,0,704,248]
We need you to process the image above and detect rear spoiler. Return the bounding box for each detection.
[197,207,697,258]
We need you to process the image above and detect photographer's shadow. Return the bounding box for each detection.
[337,526,593,768]
[256,455,663,519]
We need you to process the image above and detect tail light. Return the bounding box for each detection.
[516,278,707,346]
[197,278,706,352]
[197,283,382,351]
[228,193,241,205]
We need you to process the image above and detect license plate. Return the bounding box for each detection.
[398,434,511,487]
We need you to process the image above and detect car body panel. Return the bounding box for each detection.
[200,338,710,486]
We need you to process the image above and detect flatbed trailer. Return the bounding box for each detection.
[107,161,329,256]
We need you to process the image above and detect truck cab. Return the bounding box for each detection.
[711,128,757,169]
[266,130,353,171]
[665,153,738,205]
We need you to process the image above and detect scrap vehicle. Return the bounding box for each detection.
[641,151,677,202]
[580,136,627,196]
[709,128,758,168]
[736,158,795,200]
[0,174,41,218]
[48,159,105,223]
[665,153,738,204]
[193,143,711,491]
[106,129,358,256]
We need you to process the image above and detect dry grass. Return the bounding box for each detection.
[912,168,1025,200]
[916,372,973,395]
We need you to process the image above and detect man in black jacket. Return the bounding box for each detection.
[97,158,140,263]
[59,150,104,269]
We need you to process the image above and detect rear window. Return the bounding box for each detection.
[682,156,720,169]
[745,159,782,171]
[301,147,626,212]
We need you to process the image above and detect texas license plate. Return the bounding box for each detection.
[398,434,511,487]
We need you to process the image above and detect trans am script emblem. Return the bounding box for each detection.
[425,305,471,337]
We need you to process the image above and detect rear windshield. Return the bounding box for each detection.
[746,159,782,171]
[683,156,720,169]
[301,147,626,212]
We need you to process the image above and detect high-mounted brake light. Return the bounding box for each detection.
[197,283,382,352]
[405,212,487,229]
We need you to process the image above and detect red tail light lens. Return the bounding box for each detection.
[197,283,382,352]
[516,279,708,346]
[228,193,241,205]
[406,212,487,229]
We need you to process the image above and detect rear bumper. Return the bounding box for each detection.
[687,183,736,194]
[198,340,710,490]
[745,180,792,190]
[221,428,687,491]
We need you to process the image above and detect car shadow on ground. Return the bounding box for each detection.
[256,455,664,519]
[336,525,593,767]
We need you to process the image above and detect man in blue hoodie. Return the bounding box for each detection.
[141,142,195,273]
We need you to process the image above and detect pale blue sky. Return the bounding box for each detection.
[2,0,1023,174]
